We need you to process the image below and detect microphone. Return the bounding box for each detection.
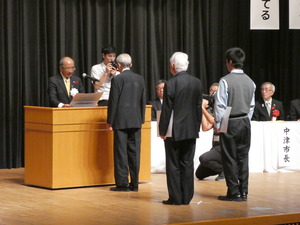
[82,73,99,82]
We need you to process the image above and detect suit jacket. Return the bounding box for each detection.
[148,98,162,121]
[159,71,202,141]
[107,69,146,129]
[289,99,300,121]
[48,74,85,107]
[252,98,285,121]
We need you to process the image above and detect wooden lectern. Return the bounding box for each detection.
[24,106,151,189]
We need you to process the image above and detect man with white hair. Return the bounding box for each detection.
[252,82,285,121]
[159,52,203,205]
[107,53,146,192]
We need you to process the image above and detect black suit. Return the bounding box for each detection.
[252,98,285,121]
[107,69,146,189]
[48,74,84,107]
[159,71,202,205]
[290,99,300,121]
[148,98,162,121]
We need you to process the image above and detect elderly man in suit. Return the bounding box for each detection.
[48,57,85,107]
[148,79,167,121]
[159,52,202,205]
[107,53,146,192]
[252,82,284,121]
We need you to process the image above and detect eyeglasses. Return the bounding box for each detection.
[62,66,76,71]
[261,88,273,92]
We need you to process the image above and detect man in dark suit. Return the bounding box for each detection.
[289,99,300,121]
[252,82,285,121]
[148,79,166,121]
[159,52,202,205]
[48,57,84,107]
[107,53,146,192]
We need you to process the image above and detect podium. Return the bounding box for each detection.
[24,106,151,189]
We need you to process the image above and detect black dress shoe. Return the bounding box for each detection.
[162,200,181,205]
[218,193,242,202]
[215,172,225,181]
[129,186,138,192]
[110,186,130,192]
[241,192,247,201]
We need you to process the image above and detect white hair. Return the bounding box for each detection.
[170,52,189,73]
[116,53,132,68]
[261,82,275,92]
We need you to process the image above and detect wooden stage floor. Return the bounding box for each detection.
[1,168,300,225]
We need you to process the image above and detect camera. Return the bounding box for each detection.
[203,92,216,113]
[111,60,118,69]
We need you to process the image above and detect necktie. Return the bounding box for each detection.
[266,102,271,116]
[65,79,70,96]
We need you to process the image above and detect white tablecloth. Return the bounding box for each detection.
[150,121,300,173]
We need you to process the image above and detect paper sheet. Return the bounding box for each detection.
[220,107,232,133]
[156,110,173,137]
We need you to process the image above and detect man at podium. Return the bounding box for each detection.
[48,56,85,107]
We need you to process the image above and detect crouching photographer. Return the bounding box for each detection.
[195,83,225,181]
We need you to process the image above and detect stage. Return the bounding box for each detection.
[0,168,299,225]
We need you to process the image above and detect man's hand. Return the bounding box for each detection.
[214,127,220,133]
[93,81,101,90]
[62,104,72,108]
[160,135,166,140]
[108,125,113,131]
[106,63,117,76]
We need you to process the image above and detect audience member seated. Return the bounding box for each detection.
[252,82,284,121]
[148,80,166,121]
[289,99,300,121]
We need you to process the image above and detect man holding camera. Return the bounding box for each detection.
[196,83,225,181]
[91,44,119,106]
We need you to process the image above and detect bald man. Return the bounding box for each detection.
[48,56,84,107]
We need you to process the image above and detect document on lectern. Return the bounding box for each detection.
[156,110,173,137]
[70,93,103,107]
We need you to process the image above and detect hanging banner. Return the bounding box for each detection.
[289,0,300,29]
[250,0,280,30]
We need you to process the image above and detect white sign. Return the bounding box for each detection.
[289,0,300,29]
[250,0,280,30]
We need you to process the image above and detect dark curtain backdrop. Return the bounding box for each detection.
[1,0,299,168]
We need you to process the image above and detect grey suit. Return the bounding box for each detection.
[48,74,84,107]
[107,69,146,189]
[159,71,202,204]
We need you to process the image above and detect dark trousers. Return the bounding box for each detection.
[220,117,251,196]
[195,145,222,180]
[98,100,108,106]
[164,138,196,204]
[113,128,141,188]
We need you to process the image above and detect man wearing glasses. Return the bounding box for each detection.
[252,82,285,121]
[148,79,166,121]
[48,56,85,107]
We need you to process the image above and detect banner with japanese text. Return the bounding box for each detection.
[289,0,300,29]
[250,0,279,30]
